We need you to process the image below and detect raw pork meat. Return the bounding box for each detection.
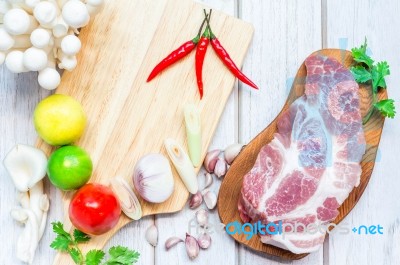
[238,55,366,254]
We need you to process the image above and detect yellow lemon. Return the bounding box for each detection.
[34,94,86,146]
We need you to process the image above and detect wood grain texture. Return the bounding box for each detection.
[154,1,240,265]
[326,1,400,265]
[218,49,387,259]
[28,0,253,264]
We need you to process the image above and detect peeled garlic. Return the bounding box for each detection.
[224,143,244,165]
[185,233,199,260]
[195,209,208,227]
[165,237,183,251]
[189,191,203,209]
[145,225,158,247]
[203,191,217,210]
[197,233,211,249]
[133,154,174,203]
[203,149,220,173]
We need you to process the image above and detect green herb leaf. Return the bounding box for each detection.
[372,61,390,90]
[85,249,105,265]
[351,38,374,68]
[69,247,83,264]
[104,246,140,265]
[374,99,396,118]
[50,222,73,251]
[50,235,71,251]
[73,229,91,243]
[350,66,372,83]
[52,222,73,240]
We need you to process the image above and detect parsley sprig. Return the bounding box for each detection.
[50,222,140,265]
[350,38,396,123]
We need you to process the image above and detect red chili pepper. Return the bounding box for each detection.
[147,18,207,82]
[205,10,258,90]
[195,27,210,99]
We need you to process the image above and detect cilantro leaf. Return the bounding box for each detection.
[73,229,91,243]
[52,222,73,240]
[351,66,372,83]
[50,235,71,251]
[50,222,73,251]
[85,249,105,265]
[374,99,396,118]
[69,248,83,264]
[104,246,140,265]
[372,61,390,90]
[351,38,374,68]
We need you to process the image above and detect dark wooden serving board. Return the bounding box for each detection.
[217,49,387,260]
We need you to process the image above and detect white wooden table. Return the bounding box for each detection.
[1,0,399,264]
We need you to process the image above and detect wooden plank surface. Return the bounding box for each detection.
[1,0,400,264]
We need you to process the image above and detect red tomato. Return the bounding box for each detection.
[69,183,121,235]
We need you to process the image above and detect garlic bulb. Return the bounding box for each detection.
[133,154,174,203]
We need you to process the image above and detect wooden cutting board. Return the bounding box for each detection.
[34,0,254,264]
[218,49,387,260]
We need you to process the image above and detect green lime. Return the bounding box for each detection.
[47,146,93,190]
[34,94,86,146]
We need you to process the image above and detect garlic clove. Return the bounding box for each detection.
[189,191,203,209]
[195,209,208,227]
[203,191,217,210]
[133,154,175,203]
[145,225,158,247]
[203,173,213,190]
[214,158,227,178]
[3,144,47,192]
[165,237,184,251]
[110,177,142,220]
[224,144,244,165]
[185,233,200,260]
[197,233,211,249]
[203,149,220,173]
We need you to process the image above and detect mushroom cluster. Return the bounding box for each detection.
[3,144,49,264]
[0,0,104,90]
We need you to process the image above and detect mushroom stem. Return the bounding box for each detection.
[15,208,39,265]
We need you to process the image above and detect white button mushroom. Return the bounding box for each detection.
[86,0,104,15]
[0,1,11,23]
[58,54,77,71]
[0,27,15,51]
[61,34,81,56]
[38,68,60,90]
[3,8,38,35]
[23,47,48,71]
[30,28,51,48]
[5,50,28,73]
[33,1,58,28]
[0,52,5,65]
[52,16,69,38]
[62,0,90,29]
[25,0,40,9]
